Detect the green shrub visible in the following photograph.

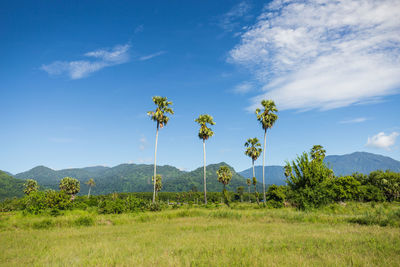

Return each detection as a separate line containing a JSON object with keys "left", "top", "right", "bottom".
{"left": 32, "top": 219, "right": 55, "bottom": 229}
{"left": 74, "top": 216, "right": 95, "bottom": 227}
{"left": 98, "top": 199, "right": 126, "bottom": 214}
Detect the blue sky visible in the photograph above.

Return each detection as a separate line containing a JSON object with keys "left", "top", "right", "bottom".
{"left": 1, "top": 0, "right": 399, "bottom": 174}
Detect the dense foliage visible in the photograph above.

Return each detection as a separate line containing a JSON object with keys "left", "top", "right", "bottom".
{"left": 0, "top": 171, "right": 24, "bottom": 201}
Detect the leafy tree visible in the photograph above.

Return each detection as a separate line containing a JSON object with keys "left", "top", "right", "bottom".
{"left": 217, "top": 166, "right": 232, "bottom": 206}
{"left": 246, "top": 178, "right": 251, "bottom": 202}
{"left": 256, "top": 99, "right": 278, "bottom": 203}
{"left": 85, "top": 178, "right": 95, "bottom": 198}
{"left": 285, "top": 146, "right": 334, "bottom": 209}
{"left": 23, "top": 179, "right": 39, "bottom": 195}
{"left": 244, "top": 137, "right": 262, "bottom": 187}
{"left": 310, "top": 145, "right": 326, "bottom": 162}
{"left": 195, "top": 114, "right": 215, "bottom": 204}
{"left": 59, "top": 177, "right": 80, "bottom": 200}
{"left": 148, "top": 96, "right": 174, "bottom": 203}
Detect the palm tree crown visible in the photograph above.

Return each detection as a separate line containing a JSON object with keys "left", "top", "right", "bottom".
{"left": 244, "top": 137, "right": 262, "bottom": 161}
{"left": 217, "top": 166, "right": 233, "bottom": 186}
{"left": 86, "top": 178, "right": 95, "bottom": 187}
{"left": 147, "top": 96, "right": 174, "bottom": 128}
{"left": 255, "top": 100, "right": 278, "bottom": 131}
{"left": 195, "top": 114, "right": 215, "bottom": 140}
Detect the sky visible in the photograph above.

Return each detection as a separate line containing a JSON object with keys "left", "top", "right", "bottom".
{"left": 1, "top": 0, "right": 399, "bottom": 174}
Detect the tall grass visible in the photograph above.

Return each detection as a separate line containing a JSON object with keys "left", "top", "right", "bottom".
{"left": 0, "top": 202, "right": 399, "bottom": 266}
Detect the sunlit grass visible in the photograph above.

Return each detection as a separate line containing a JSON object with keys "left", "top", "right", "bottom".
{"left": 1, "top": 202, "right": 399, "bottom": 266}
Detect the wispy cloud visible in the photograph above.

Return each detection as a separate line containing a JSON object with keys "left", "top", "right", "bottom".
{"left": 229, "top": 0, "right": 400, "bottom": 111}
{"left": 41, "top": 44, "right": 130, "bottom": 79}
{"left": 219, "top": 1, "right": 252, "bottom": 32}
{"left": 233, "top": 81, "right": 254, "bottom": 94}
{"left": 366, "top": 132, "right": 399, "bottom": 150}
{"left": 339, "top": 117, "right": 368, "bottom": 124}
{"left": 139, "top": 136, "right": 147, "bottom": 151}
{"left": 139, "top": 51, "right": 166, "bottom": 61}
{"left": 134, "top": 24, "right": 144, "bottom": 33}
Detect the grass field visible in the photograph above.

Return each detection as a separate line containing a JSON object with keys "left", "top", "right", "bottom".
{"left": 1, "top": 202, "right": 400, "bottom": 266}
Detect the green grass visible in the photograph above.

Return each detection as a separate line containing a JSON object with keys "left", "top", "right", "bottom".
{"left": 1, "top": 202, "right": 400, "bottom": 266}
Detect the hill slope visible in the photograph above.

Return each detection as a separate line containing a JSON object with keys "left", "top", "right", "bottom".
{"left": 0, "top": 171, "right": 25, "bottom": 200}
{"left": 324, "top": 152, "right": 400, "bottom": 176}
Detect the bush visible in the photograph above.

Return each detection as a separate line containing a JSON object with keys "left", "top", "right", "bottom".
{"left": 98, "top": 199, "right": 126, "bottom": 214}
{"left": 74, "top": 216, "right": 95, "bottom": 227}
{"left": 32, "top": 219, "right": 55, "bottom": 229}
{"left": 266, "top": 185, "right": 286, "bottom": 208}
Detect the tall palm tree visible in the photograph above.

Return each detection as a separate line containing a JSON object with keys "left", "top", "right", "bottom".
{"left": 252, "top": 177, "right": 259, "bottom": 205}
{"left": 195, "top": 114, "right": 215, "bottom": 205}
{"left": 256, "top": 100, "right": 278, "bottom": 203}
{"left": 246, "top": 178, "right": 251, "bottom": 202}
{"left": 85, "top": 178, "right": 95, "bottom": 198}
{"left": 244, "top": 137, "right": 262, "bottom": 181}
{"left": 148, "top": 96, "right": 174, "bottom": 203}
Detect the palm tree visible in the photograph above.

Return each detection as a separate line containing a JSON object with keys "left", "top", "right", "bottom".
{"left": 244, "top": 137, "right": 262, "bottom": 180}
{"left": 195, "top": 114, "right": 215, "bottom": 205}
{"left": 246, "top": 178, "right": 251, "bottom": 202}
{"left": 256, "top": 99, "right": 278, "bottom": 203}
{"left": 85, "top": 178, "right": 95, "bottom": 198}
{"left": 148, "top": 96, "right": 174, "bottom": 203}
{"left": 153, "top": 174, "right": 162, "bottom": 198}
{"left": 217, "top": 166, "right": 232, "bottom": 206}
{"left": 23, "top": 179, "right": 38, "bottom": 195}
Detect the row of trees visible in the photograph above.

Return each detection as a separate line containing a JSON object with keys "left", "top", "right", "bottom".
{"left": 148, "top": 96, "right": 278, "bottom": 205}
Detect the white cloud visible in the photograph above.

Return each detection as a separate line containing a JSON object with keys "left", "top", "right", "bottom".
{"left": 219, "top": 1, "right": 252, "bottom": 32}
{"left": 41, "top": 44, "right": 130, "bottom": 79}
{"left": 366, "top": 132, "right": 399, "bottom": 150}
{"left": 339, "top": 117, "right": 367, "bottom": 124}
{"left": 229, "top": 0, "right": 400, "bottom": 111}
{"left": 233, "top": 81, "right": 254, "bottom": 94}
{"left": 139, "top": 51, "right": 166, "bottom": 61}
{"left": 139, "top": 136, "right": 147, "bottom": 151}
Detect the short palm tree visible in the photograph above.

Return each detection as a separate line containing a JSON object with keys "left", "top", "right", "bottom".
{"left": 195, "top": 114, "right": 215, "bottom": 205}
{"left": 23, "top": 179, "right": 38, "bottom": 195}
{"left": 85, "top": 178, "right": 95, "bottom": 198}
{"left": 217, "top": 166, "right": 232, "bottom": 206}
{"left": 252, "top": 177, "right": 259, "bottom": 205}
{"left": 246, "top": 178, "right": 251, "bottom": 202}
{"left": 244, "top": 137, "right": 262, "bottom": 180}
{"left": 256, "top": 99, "right": 278, "bottom": 203}
{"left": 148, "top": 96, "right": 174, "bottom": 203}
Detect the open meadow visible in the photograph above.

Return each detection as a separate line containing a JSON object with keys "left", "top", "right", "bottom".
{"left": 1, "top": 202, "right": 399, "bottom": 266}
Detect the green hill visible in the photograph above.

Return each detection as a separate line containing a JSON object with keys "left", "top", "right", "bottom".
{"left": 12, "top": 163, "right": 246, "bottom": 196}
{"left": 0, "top": 171, "right": 25, "bottom": 200}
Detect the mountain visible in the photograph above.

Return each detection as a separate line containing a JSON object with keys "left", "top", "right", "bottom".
{"left": 238, "top": 166, "right": 286, "bottom": 185}
{"left": 324, "top": 152, "right": 400, "bottom": 176}
{"left": 12, "top": 162, "right": 246, "bottom": 196}
{"left": 0, "top": 171, "right": 25, "bottom": 200}
{"left": 163, "top": 162, "right": 247, "bottom": 192}
{"left": 239, "top": 152, "right": 400, "bottom": 186}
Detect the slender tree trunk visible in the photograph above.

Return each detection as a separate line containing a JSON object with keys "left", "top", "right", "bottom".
{"left": 87, "top": 186, "right": 91, "bottom": 198}
{"left": 252, "top": 159, "right": 255, "bottom": 179}
{"left": 203, "top": 139, "right": 207, "bottom": 205}
{"left": 152, "top": 124, "right": 159, "bottom": 204}
{"left": 262, "top": 129, "right": 267, "bottom": 203}
{"left": 248, "top": 185, "right": 250, "bottom": 202}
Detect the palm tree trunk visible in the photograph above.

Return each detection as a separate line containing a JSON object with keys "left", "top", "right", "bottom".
{"left": 248, "top": 185, "right": 250, "bottom": 202}
{"left": 203, "top": 139, "right": 207, "bottom": 205}
{"left": 252, "top": 158, "right": 255, "bottom": 178}
{"left": 87, "top": 186, "right": 91, "bottom": 198}
{"left": 262, "top": 129, "right": 267, "bottom": 203}
{"left": 152, "top": 124, "right": 159, "bottom": 204}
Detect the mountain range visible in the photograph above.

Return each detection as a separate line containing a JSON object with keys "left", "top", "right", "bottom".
{"left": 1, "top": 152, "right": 399, "bottom": 200}
{"left": 238, "top": 152, "right": 400, "bottom": 185}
